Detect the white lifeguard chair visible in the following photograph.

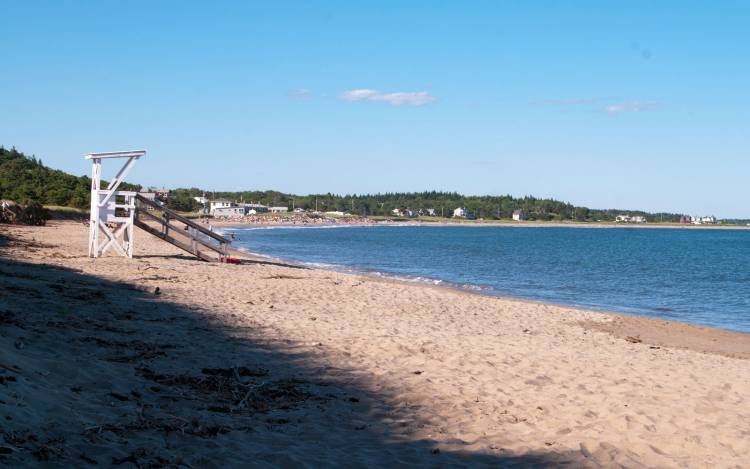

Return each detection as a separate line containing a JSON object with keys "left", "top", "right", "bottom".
{"left": 85, "top": 150, "right": 146, "bottom": 258}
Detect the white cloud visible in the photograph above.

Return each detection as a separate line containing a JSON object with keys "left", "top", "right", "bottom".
{"left": 339, "top": 89, "right": 436, "bottom": 106}
{"left": 287, "top": 89, "right": 312, "bottom": 100}
{"left": 604, "top": 101, "right": 659, "bottom": 114}
{"left": 535, "top": 97, "right": 605, "bottom": 106}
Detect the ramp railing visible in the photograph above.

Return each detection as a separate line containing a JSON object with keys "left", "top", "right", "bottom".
{"left": 134, "top": 194, "right": 230, "bottom": 262}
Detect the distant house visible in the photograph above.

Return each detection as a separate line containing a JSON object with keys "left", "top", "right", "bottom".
{"left": 424, "top": 208, "right": 436, "bottom": 216}
{"left": 391, "top": 208, "right": 404, "bottom": 217}
{"left": 512, "top": 209, "right": 526, "bottom": 221}
{"left": 210, "top": 199, "right": 234, "bottom": 214}
{"left": 268, "top": 206, "right": 289, "bottom": 213}
{"left": 244, "top": 203, "right": 268, "bottom": 213}
{"left": 615, "top": 214, "right": 646, "bottom": 223}
{"left": 694, "top": 216, "right": 717, "bottom": 225}
{"left": 138, "top": 189, "right": 157, "bottom": 202}
{"left": 213, "top": 206, "right": 245, "bottom": 218}
{"left": 193, "top": 196, "right": 209, "bottom": 205}
{"left": 453, "top": 207, "right": 466, "bottom": 218}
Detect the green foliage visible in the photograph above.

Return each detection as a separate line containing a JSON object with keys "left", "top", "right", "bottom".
{"left": 187, "top": 189, "right": 683, "bottom": 222}
{"left": 0, "top": 146, "right": 138, "bottom": 209}
{"left": 1, "top": 146, "right": 686, "bottom": 222}
{"left": 17, "top": 200, "right": 50, "bottom": 225}
{"left": 166, "top": 188, "right": 201, "bottom": 212}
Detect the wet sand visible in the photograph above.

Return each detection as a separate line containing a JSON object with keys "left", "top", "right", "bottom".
{"left": 1, "top": 221, "right": 748, "bottom": 467}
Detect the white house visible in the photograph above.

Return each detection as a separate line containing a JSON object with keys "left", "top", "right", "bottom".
{"left": 193, "top": 196, "right": 209, "bottom": 205}
{"left": 210, "top": 200, "right": 234, "bottom": 214}
{"left": 694, "top": 215, "right": 717, "bottom": 225}
{"left": 453, "top": 207, "right": 467, "bottom": 218}
{"left": 512, "top": 209, "right": 526, "bottom": 221}
{"left": 615, "top": 214, "right": 646, "bottom": 223}
{"left": 391, "top": 208, "right": 404, "bottom": 216}
{"left": 213, "top": 206, "right": 245, "bottom": 218}
{"left": 268, "top": 206, "right": 289, "bottom": 213}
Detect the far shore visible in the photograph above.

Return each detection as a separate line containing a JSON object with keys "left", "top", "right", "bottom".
{"left": 210, "top": 217, "right": 750, "bottom": 230}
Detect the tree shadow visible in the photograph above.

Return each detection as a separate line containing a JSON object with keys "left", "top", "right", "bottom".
{"left": 0, "top": 235, "right": 588, "bottom": 467}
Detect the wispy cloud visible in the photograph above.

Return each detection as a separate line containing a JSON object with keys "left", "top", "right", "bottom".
{"left": 534, "top": 97, "right": 606, "bottom": 106}
{"left": 603, "top": 101, "right": 659, "bottom": 115}
{"left": 287, "top": 89, "right": 312, "bottom": 100}
{"left": 339, "top": 89, "right": 436, "bottom": 106}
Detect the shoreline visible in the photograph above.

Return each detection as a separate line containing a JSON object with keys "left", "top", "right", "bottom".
{"left": 209, "top": 218, "right": 750, "bottom": 230}
{"left": 222, "top": 225, "right": 750, "bottom": 340}
{"left": 2, "top": 221, "right": 749, "bottom": 466}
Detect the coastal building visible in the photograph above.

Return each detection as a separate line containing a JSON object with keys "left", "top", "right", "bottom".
{"left": 680, "top": 215, "right": 693, "bottom": 224}
{"left": 615, "top": 214, "right": 646, "bottom": 223}
{"left": 268, "top": 206, "right": 289, "bottom": 213}
{"left": 694, "top": 216, "right": 717, "bottom": 225}
{"left": 424, "top": 209, "right": 436, "bottom": 216}
{"left": 213, "top": 206, "right": 245, "bottom": 218}
{"left": 512, "top": 209, "right": 526, "bottom": 221}
{"left": 193, "top": 196, "right": 209, "bottom": 205}
{"left": 243, "top": 203, "right": 268, "bottom": 213}
{"left": 210, "top": 199, "right": 234, "bottom": 214}
{"left": 138, "top": 189, "right": 157, "bottom": 202}
{"left": 453, "top": 207, "right": 466, "bottom": 218}
{"left": 391, "top": 208, "right": 404, "bottom": 217}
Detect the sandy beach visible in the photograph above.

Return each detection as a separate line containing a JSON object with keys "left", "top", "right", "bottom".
{"left": 2, "top": 221, "right": 749, "bottom": 467}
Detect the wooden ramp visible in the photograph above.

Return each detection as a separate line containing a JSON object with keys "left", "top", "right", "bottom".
{"left": 134, "top": 194, "right": 230, "bottom": 262}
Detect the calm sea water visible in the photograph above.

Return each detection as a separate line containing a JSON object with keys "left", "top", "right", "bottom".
{"left": 226, "top": 225, "right": 750, "bottom": 333}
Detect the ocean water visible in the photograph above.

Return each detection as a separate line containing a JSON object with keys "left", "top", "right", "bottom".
{"left": 226, "top": 225, "right": 750, "bottom": 333}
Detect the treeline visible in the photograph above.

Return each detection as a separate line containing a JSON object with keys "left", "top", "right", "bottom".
{"left": 1, "top": 146, "right": 687, "bottom": 222}
{"left": 168, "top": 188, "right": 684, "bottom": 222}
{"left": 0, "top": 146, "right": 137, "bottom": 208}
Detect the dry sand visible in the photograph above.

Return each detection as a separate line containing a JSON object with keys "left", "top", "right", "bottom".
{"left": 1, "top": 221, "right": 749, "bottom": 467}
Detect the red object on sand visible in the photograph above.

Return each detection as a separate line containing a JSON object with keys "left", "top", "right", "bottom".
{"left": 223, "top": 257, "right": 241, "bottom": 264}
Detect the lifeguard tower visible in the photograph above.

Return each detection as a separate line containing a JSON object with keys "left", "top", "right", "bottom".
{"left": 85, "top": 150, "right": 230, "bottom": 261}
{"left": 86, "top": 150, "right": 145, "bottom": 258}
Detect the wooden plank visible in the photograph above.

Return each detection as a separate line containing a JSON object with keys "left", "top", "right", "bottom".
{"left": 134, "top": 219, "right": 216, "bottom": 262}
{"left": 136, "top": 209, "right": 228, "bottom": 256}
{"left": 135, "top": 194, "right": 229, "bottom": 244}
{"left": 85, "top": 150, "right": 146, "bottom": 159}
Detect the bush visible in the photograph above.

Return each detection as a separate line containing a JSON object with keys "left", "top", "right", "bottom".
{"left": 15, "top": 200, "right": 49, "bottom": 226}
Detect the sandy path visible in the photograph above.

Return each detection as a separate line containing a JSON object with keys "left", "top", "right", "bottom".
{"left": 1, "top": 221, "right": 748, "bottom": 467}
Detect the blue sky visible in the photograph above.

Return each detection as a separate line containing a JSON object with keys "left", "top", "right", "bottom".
{"left": 1, "top": 1, "right": 748, "bottom": 217}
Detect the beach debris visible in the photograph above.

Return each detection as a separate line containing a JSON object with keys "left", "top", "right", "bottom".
{"left": 109, "top": 392, "right": 130, "bottom": 402}
{"left": 0, "top": 375, "right": 18, "bottom": 385}
{"left": 413, "top": 370, "right": 424, "bottom": 375}
{"left": 13, "top": 339, "right": 25, "bottom": 350}
{"left": 431, "top": 448, "right": 441, "bottom": 454}
{"left": 154, "top": 286, "right": 161, "bottom": 295}
{"left": 625, "top": 336, "right": 642, "bottom": 344}
{"left": 262, "top": 274, "right": 304, "bottom": 280}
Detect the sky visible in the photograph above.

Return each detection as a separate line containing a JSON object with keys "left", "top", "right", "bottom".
{"left": 1, "top": 1, "right": 748, "bottom": 217}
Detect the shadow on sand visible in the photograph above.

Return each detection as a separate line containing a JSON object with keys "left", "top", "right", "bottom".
{"left": 0, "top": 233, "right": 587, "bottom": 467}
